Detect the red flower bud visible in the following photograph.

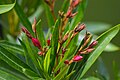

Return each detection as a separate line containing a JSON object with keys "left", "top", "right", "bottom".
{"left": 64, "top": 60, "right": 69, "bottom": 64}
{"left": 73, "top": 55, "right": 83, "bottom": 62}
{"left": 89, "top": 40, "right": 98, "bottom": 48}
{"left": 32, "top": 38, "right": 41, "bottom": 48}
{"left": 21, "top": 27, "right": 32, "bottom": 39}
{"left": 47, "top": 39, "right": 51, "bottom": 46}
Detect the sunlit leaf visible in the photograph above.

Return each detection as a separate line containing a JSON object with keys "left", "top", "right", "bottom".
{"left": 44, "top": 48, "right": 51, "bottom": 73}
{"left": 0, "top": 1, "right": 15, "bottom": 14}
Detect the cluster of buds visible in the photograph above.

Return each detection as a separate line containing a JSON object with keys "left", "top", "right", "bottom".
{"left": 64, "top": 40, "right": 98, "bottom": 65}
{"left": 21, "top": 27, "right": 43, "bottom": 51}
{"left": 21, "top": 18, "right": 49, "bottom": 56}
{"left": 66, "top": 0, "right": 81, "bottom": 18}
{"left": 79, "top": 40, "right": 98, "bottom": 54}
{"left": 63, "top": 25, "right": 98, "bottom": 65}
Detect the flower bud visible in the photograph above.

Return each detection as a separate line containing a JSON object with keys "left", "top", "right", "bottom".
{"left": 32, "top": 38, "right": 41, "bottom": 48}
{"left": 73, "top": 55, "right": 83, "bottom": 62}
{"left": 21, "top": 27, "right": 30, "bottom": 34}
{"left": 89, "top": 40, "right": 98, "bottom": 48}
{"left": 21, "top": 27, "right": 32, "bottom": 39}
{"left": 32, "top": 18, "right": 37, "bottom": 33}
{"left": 47, "top": 39, "right": 51, "bottom": 46}
{"left": 64, "top": 60, "right": 69, "bottom": 64}
{"left": 74, "top": 23, "right": 86, "bottom": 32}
{"left": 86, "top": 48, "right": 94, "bottom": 53}
{"left": 38, "top": 51, "right": 43, "bottom": 56}
{"left": 66, "top": 9, "right": 72, "bottom": 18}
{"left": 62, "top": 32, "right": 69, "bottom": 43}
{"left": 71, "top": 0, "right": 81, "bottom": 7}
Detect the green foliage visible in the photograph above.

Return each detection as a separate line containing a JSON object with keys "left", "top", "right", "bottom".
{"left": 0, "top": 1, "right": 15, "bottom": 14}
{"left": 0, "top": 0, "right": 120, "bottom": 80}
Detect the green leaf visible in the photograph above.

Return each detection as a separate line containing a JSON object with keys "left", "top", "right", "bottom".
{"left": 0, "top": 1, "right": 15, "bottom": 14}
{"left": 0, "top": 40, "right": 24, "bottom": 55}
{"left": 0, "top": 60, "right": 30, "bottom": 80}
{"left": 63, "top": 71, "right": 75, "bottom": 80}
{"left": 53, "top": 66, "right": 69, "bottom": 80}
{"left": 78, "top": 24, "right": 120, "bottom": 79}
{"left": 50, "top": 19, "right": 60, "bottom": 72}
{"left": 0, "top": 46, "right": 40, "bottom": 79}
{"left": 44, "top": 48, "right": 51, "bottom": 73}
{"left": 70, "top": 0, "right": 88, "bottom": 30}
{"left": 0, "top": 70, "right": 20, "bottom": 80}
{"left": 12, "top": 0, "right": 34, "bottom": 35}
{"left": 36, "top": 20, "right": 46, "bottom": 47}
{"left": 61, "top": 0, "right": 69, "bottom": 12}
{"left": 81, "top": 77, "right": 100, "bottom": 80}
{"left": 20, "top": 35, "right": 44, "bottom": 77}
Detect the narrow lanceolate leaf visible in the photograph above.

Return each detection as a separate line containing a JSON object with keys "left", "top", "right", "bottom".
{"left": 0, "top": 60, "right": 30, "bottom": 80}
{"left": 63, "top": 71, "right": 75, "bottom": 80}
{"left": 0, "top": 40, "right": 24, "bottom": 55}
{"left": 50, "top": 19, "right": 60, "bottom": 72}
{"left": 53, "top": 66, "right": 69, "bottom": 80}
{"left": 36, "top": 20, "right": 46, "bottom": 47}
{"left": 44, "top": 48, "right": 51, "bottom": 73}
{"left": 20, "top": 35, "right": 44, "bottom": 77}
{"left": 11, "top": 0, "right": 33, "bottom": 35}
{"left": 0, "top": 46, "right": 40, "bottom": 79}
{"left": 78, "top": 24, "right": 120, "bottom": 79}
{"left": 0, "top": 70, "right": 20, "bottom": 80}
{"left": 70, "top": 0, "right": 88, "bottom": 30}
{"left": 0, "top": 1, "right": 15, "bottom": 14}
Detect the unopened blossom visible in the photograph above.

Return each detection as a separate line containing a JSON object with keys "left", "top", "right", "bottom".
{"left": 32, "top": 38, "right": 41, "bottom": 48}
{"left": 73, "top": 55, "right": 83, "bottom": 62}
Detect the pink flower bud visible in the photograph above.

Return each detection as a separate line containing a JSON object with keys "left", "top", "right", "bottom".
{"left": 64, "top": 60, "right": 69, "bottom": 64}
{"left": 66, "top": 9, "right": 72, "bottom": 18}
{"left": 47, "top": 39, "right": 51, "bottom": 46}
{"left": 73, "top": 55, "right": 83, "bottom": 62}
{"left": 86, "top": 48, "right": 94, "bottom": 53}
{"left": 71, "top": 0, "right": 81, "bottom": 7}
{"left": 32, "top": 38, "right": 41, "bottom": 48}
{"left": 38, "top": 51, "right": 43, "bottom": 56}
{"left": 89, "top": 40, "right": 98, "bottom": 48}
